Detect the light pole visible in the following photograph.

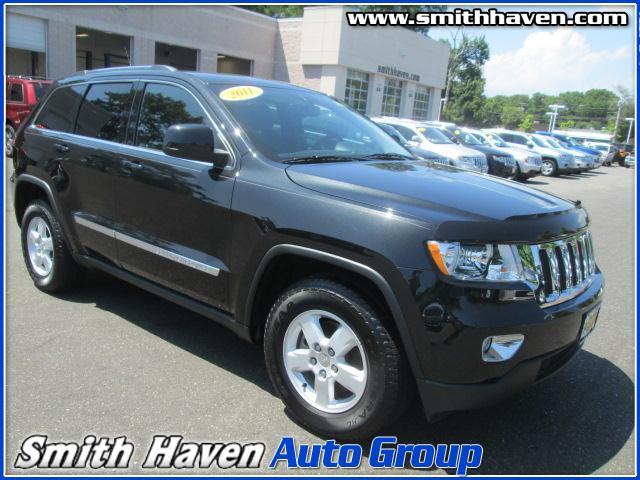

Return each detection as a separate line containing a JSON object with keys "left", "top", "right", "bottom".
{"left": 624, "top": 117, "right": 634, "bottom": 144}
{"left": 437, "top": 98, "right": 446, "bottom": 121}
{"left": 614, "top": 99, "right": 624, "bottom": 138}
{"left": 546, "top": 104, "right": 565, "bottom": 132}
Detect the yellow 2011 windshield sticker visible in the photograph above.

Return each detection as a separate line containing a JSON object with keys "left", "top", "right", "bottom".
{"left": 219, "top": 86, "right": 263, "bottom": 101}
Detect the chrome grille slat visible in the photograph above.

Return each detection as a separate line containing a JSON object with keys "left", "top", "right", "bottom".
{"left": 531, "top": 231, "right": 596, "bottom": 308}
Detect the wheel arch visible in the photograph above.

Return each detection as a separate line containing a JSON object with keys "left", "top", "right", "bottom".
{"left": 244, "top": 244, "right": 424, "bottom": 378}
{"left": 14, "top": 175, "right": 78, "bottom": 253}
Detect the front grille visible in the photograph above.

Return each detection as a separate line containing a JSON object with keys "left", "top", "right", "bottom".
{"left": 505, "top": 157, "right": 516, "bottom": 167}
{"left": 518, "top": 231, "right": 596, "bottom": 308}
{"left": 471, "top": 156, "right": 487, "bottom": 169}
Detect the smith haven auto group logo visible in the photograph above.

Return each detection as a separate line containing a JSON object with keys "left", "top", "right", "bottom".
{"left": 14, "top": 435, "right": 483, "bottom": 474}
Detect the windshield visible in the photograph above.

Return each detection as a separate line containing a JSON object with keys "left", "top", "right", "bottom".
{"left": 458, "top": 130, "right": 483, "bottom": 145}
{"left": 484, "top": 132, "right": 507, "bottom": 147}
{"left": 208, "top": 84, "right": 408, "bottom": 162}
{"left": 417, "top": 126, "right": 454, "bottom": 144}
{"left": 531, "top": 136, "right": 548, "bottom": 148}
{"left": 546, "top": 138, "right": 563, "bottom": 149}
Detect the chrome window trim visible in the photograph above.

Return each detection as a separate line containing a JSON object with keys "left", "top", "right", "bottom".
{"left": 29, "top": 78, "right": 237, "bottom": 171}
{"left": 73, "top": 215, "right": 221, "bottom": 277}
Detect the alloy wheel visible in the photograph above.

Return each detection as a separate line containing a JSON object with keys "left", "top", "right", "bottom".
{"left": 283, "top": 309, "right": 368, "bottom": 413}
{"left": 26, "top": 216, "right": 54, "bottom": 276}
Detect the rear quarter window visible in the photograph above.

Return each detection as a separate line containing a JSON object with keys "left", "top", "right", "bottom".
{"left": 9, "top": 83, "right": 24, "bottom": 102}
{"left": 34, "top": 85, "right": 86, "bottom": 133}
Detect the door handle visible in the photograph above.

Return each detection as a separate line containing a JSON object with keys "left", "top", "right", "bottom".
{"left": 53, "top": 143, "right": 70, "bottom": 154}
{"left": 122, "top": 160, "right": 144, "bottom": 172}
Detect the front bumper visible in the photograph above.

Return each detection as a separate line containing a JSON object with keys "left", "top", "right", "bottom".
{"left": 518, "top": 161, "right": 541, "bottom": 176}
{"left": 413, "top": 271, "right": 604, "bottom": 421}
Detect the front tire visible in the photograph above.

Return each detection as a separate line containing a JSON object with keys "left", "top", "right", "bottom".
{"left": 21, "top": 200, "right": 84, "bottom": 292}
{"left": 541, "top": 159, "right": 558, "bottom": 177}
{"left": 264, "top": 279, "right": 409, "bottom": 440}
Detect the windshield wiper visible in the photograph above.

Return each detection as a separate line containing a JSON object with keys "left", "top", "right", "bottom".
{"left": 361, "top": 153, "right": 414, "bottom": 161}
{"left": 283, "top": 155, "right": 356, "bottom": 165}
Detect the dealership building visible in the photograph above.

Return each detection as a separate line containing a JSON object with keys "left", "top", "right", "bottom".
{"left": 6, "top": 5, "right": 449, "bottom": 120}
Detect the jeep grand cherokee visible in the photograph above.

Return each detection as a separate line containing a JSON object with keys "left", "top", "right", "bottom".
{"left": 12, "top": 66, "right": 604, "bottom": 440}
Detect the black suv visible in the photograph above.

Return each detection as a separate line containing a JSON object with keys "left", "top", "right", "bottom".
{"left": 12, "top": 66, "right": 604, "bottom": 439}
{"left": 435, "top": 124, "right": 518, "bottom": 179}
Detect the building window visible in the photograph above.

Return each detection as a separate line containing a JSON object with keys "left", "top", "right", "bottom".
{"left": 155, "top": 43, "right": 198, "bottom": 71}
{"left": 381, "top": 78, "right": 404, "bottom": 117}
{"left": 344, "top": 69, "right": 369, "bottom": 114}
{"left": 75, "top": 27, "right": 131, "bottom": 71}
{"left": 412, "top": 85, "right": 432, "bottom": 121}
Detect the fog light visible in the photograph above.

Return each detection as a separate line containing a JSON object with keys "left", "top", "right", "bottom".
{"left": 482, "top": 334, "right": 524, "bottom": 363}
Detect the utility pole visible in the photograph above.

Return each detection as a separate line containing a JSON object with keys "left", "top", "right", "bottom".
{"left": 546, "top": 104, "right": 565, "bottom": 132}
{"left": 625, "top": 117, "right": 634, "bottom": 144}
{"left": 614, "top": 99, "right": 624, "bottom": 140}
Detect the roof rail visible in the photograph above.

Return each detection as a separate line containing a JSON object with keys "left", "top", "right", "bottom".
{"left": 82, "top": 65, "right": 178, "bottom": 75}
{"left": 7, "top": 74, "right": 51, "bottom": 81}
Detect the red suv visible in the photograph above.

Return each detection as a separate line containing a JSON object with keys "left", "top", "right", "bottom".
{"left": 6, "top": 76, "right": 51, "bottom": 156}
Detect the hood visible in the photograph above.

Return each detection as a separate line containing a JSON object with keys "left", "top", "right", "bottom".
{"left": 463, "top": 144, "right": 507, "bottom": 158}
{"left": 285, "top": 160, "right": 578, "bottom": 226}
{"left": 420, "top": 141, "right": 484, "bottom": 160}
{"left": 500, "top": 146, "right": 539, "bottom": 161}
{"left": 532, "top": 145, "right": 570, "bottom": 158}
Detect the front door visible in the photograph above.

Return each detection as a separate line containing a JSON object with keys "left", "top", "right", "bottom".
{"left": 113, "top": 81, "right": 235, "bottom": 310}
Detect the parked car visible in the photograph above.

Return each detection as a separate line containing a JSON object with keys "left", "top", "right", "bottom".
{"left": 535, "top": 134, "right": 597, "bottom": 171}
{"left": 6, "top": 76, "right": 52, "bottom": 156}
{"left": 375, "top": 122, "right": 449, "bottom": 166}
{"left": 373, "top": 117, "right": 489, "bottom": 174}
{"left": 12, "top": 66, "right": 603, "bottom": 439}
{"left": 488, "top": 129, "right": 577, "bottom": 177}
{"left": 469, "top": 129, "right": 542, "bottom": 181}
{"left": 433, "top": 125, "right": 518, "bottom": 179}
{"left": 536, "top": 131, "right": 602, "bottom": 162}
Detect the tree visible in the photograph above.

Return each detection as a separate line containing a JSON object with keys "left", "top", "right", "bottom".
{"left": 613, "top": 85, "right": 635, "bottom": 143}
{"left": 241, "top": 6, "right": 304, "bottom": 18}
{"left": 519, "top": 115, "right": 535, "bottom": 132}
{"left": 441, "top": 31, "right": 489, "bottom": 125}
{"left": 558, "top": 120, "right": 576, "bottom": 129}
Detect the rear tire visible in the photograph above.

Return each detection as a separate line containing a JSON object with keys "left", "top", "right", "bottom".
{"left": 21, "top": 199, "right": 84, "bottom": 292}
{"left": 5, "top": 124, "right": 15, "bottom": 157}
{"left": 264, "top": 278, "right": 409, "bottom": 440}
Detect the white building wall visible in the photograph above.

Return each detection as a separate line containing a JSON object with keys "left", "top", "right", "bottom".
{"left": 7, "top": 4, "right": 449, "bottom": 121}
{"left": 7, "top": 5, "right": 279, "bottom": 79}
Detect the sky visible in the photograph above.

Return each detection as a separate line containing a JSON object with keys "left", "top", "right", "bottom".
{"left": 428, "top": 4, "right": 635, "bottom": 97}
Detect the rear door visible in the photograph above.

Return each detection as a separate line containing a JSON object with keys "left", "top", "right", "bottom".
{"left": 113, "top": 80, "right": 236, "bottom": 310}
{"left": 26, "top": 81, "right": 137, "bottom": 264}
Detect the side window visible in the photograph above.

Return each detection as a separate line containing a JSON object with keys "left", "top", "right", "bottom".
{"left": 9, "top": 83, "right": 24, "bottom": 102}
{"left": 76, "top": 82, "right": 135, "bottom": 143}
{"left": 135, "top": 83, "right": 207, "bottom": 151}
{"left": 512, "top": 135, "right": 527, "bottom": 145}
{"left": 34, "top": 85, "right": 86, "bottom": 133}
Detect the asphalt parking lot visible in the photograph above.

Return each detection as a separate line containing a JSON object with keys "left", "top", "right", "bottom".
{"left": 5, "top": 166, "right": 636, "bottom": 475}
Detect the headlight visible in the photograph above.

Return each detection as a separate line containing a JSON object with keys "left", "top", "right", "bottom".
{"left": 427, "top": 241, "right": 524, "bottom": 282}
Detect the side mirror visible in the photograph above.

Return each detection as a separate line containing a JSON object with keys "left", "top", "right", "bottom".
{"left": 527, "top": 141, "right": 534, "bottom": 148}
{"left": 411, "top": 135, "right": 422, "bottom": 143}
{"left": 163, "top": 124, "right": 229, "bottom": 169}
